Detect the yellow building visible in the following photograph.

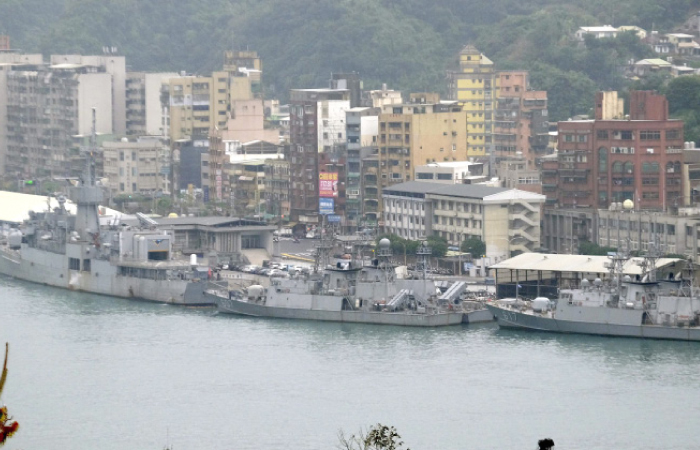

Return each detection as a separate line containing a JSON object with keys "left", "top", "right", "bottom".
{"left": 364, "top": 98, "right": 468, "bottom": 221}
{"left": 168, "top": 51, "right": 263, "bottom": 142}
{"left": 168, "top": 72, "right": 231, "bottom": 141}
{"left": 447, "top": 45, "right": 498, "bottom": 158}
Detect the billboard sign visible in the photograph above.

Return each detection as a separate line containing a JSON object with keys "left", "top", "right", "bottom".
{"left": 326, "top": 214, "right": 341, "bottom": 223}
{"left": 319, "top": 197, "right": 334, "bottom": 215}
{"left": 319, "top": 172, "right": 339, "bottom": 197}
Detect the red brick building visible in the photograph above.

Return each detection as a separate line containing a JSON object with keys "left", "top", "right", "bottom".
{"left": 543, "top": 91, "right": 684, "bottom": 210}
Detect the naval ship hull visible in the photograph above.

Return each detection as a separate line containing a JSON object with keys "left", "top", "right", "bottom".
{"left": 486, "top": 304, "right": 700, "bottom": 341}
{"left": 0, "top": 246, "right": 212, "bottom": 306}
{"left": 214, "top": 296, "right": 464, "bottom": 327}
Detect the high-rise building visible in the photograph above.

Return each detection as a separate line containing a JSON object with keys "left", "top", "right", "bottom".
{"left": 168, "top": 73, "right": 230, "bottom": 142}
{"left": 542, "top": 90, "right": 684, "bottom": 211}
{"left": 3, "top": 61, "right": 113, "bottom": 179}
{"left": 363, "top": 97, "right": 468, "bottom": 224}
{"left": 288, "top": 89, "right": 350, "bottom": 224}
{"left": 494, "top": 71, "right": 549, "bottom": 168}
{"left": 126, "top": 72, "right": 180, "bottom": 137}
{"left": 346, "top": 107, "right": 379, "bottom": 230}
{"left": 50, "top": 55, "right": 126, "bottom": 135}
{"left": 447, "top": 45, "right": 498, "bottom": 158}
{"left": 330, "top": 72, "right": 362, "bottom": 108}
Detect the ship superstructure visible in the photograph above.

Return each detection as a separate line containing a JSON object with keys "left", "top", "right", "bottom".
{"left": 0, "top": 110, "right": 211, "bottom": 305}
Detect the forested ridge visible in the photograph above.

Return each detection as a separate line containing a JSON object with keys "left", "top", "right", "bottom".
{"left": 0, "top": 0, "right": 697, "bottom": 119}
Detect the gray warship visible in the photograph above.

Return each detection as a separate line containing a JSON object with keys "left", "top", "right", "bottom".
{"left": 486, "top": 246, "right": 700, "bottom": 341}
{"left": 0, "top": 110, "right": 212, "bottom": 305}
{"left": 212, "top": 237, "right": 480, "bottom": 327}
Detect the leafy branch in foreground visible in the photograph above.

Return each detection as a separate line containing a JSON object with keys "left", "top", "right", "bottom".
{"left": 338, "top": 424, "right": 410, "bottom": 450}
{"left": 0, "top": 343, "right": 19, "bottom": 446}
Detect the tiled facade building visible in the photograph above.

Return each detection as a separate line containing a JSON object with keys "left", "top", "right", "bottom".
{"left": 543, "top": 90, "right": 684, "bottom": 210}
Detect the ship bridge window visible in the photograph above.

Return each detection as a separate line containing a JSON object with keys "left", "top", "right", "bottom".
{"left": 148, "top": 251, "right": 168, "bottom": 261}
{"left": 69, "top": 258, "right": 80, "bottom": 271}
{"left": 82, "top": 259, "right": 91, "bottom": 272}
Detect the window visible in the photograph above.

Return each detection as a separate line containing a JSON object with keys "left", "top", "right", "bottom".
{"left": 564, "top": 134, "right": 574, "bottom": 142}
{"left": 612, "top": 162, "right": 623, "bottom": 173}
{"left": 598, "top": 147, "right": 607, "bottom": 172}
{"left": 617, "top": 130, "right": 633, "bottom": 140}
{"left": 642, "top": 162, "right": 659, "bottom": 173}
{"left": 597, "top": 130, "right": 609, "bottom": 139}
{"left": 666, "top": 129, "right": 681, "bottom": 140}
{"left": 640, "top": 130, "right": 661, "bottom": 140}
{"left": 577, "top": 134, "right": 588, "bottom": 142}
{"left": 119, "top": 151, "right": 124, "bottom": 161}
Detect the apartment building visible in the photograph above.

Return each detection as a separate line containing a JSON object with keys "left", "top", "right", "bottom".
{"left": 50, "top": 54, "right": 126, "bottom": 135}
{"left": 288, "top": 88, "right": 350, "bottom": 223}
{"left": 447, "top": 45, "right": 497, "bottom": 158}
{"left": 346, "top": 107, "right": 379, "bottom": 230}
{"left": 494, "top": 71, "right": 549, "bottom": 168}
{"left": 102, "top": 137, "right": 170, "bottom": 197}
{"left": 4, "top": 62, "right": 113, "bottom": 179}
{"left": 126, "top": 72, "right": 180, "bottom": 136}
{"left": 168, "top": 73, "right": 229, "bottom": 142}
{"left": 543, "top": 90, "right": 685, "bottom": 210}
{"left": 381, "top": 181, "right": 545, "bottom": 259}
{"left": 367, "top": 98, "right": 468, "bottom": 219}
{"left": 264, "top": 157, "right": 290, "bottom": 221}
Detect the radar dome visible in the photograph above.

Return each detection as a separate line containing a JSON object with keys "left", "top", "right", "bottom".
{"left": 594, "top": 278, "right": 603, "bottom": 286}
{"left": 379, "top": 238, "right": 391, "bottom": 249}
{"left": 581, "top": 279, "right": 590, "bottom": 287}
{"left": 623, "top": 275, "right": 632, "bottom": 283}
{"left": 623, "top": 199, "right": 634, "bottom": 210}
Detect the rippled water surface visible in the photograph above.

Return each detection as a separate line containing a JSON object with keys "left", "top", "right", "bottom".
{"left": 2, "top": 276, "right": 700, "bottom": 449}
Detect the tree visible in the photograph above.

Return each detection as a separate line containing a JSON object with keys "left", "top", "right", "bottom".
{"left": 426, "top": 235, "right": 447, "bottom": 257}
{"left": 664, "top": 75, "right": 700, "bottom": 114}
{"left": 461, "top": 237, "right": 486, "bottom": 256}
{"left": 578, "top": 241, "right": 616, "bottom": 256}
{"left": 338, "top": 424, "right": 410, "bottom": 450}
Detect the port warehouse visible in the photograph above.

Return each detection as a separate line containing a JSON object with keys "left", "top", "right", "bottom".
{"left": 119, "top": 216, "right": 276, "bottom": 264}
{"left": 490, "top": 253, "right": 685, "bottom": 299}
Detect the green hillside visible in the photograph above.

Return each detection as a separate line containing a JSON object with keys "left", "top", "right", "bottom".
{"left": 0, "top": 0, "right": 696, "bottom": 119}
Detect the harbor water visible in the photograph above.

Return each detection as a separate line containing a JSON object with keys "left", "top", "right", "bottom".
{"left": 2, "top": 275, "right": 700, "bottom": 450}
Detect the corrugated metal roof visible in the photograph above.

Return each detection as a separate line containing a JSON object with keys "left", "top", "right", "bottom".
{"left": 382, "top": 181, "right": 546, "bottom": 202}
{"left": 490, "top": 253, "right": 683, "bottom": 275}
{"left": 383, "top": 181, "right": 508, "bottom": 199}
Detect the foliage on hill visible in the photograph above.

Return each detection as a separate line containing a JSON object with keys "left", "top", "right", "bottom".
{"left": 0, "top": 0, "right": 694, "bottom": 118}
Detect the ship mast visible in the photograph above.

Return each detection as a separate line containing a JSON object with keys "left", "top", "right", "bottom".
{"left": 71, "top": 108, "right": 104, "bottom": 240}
